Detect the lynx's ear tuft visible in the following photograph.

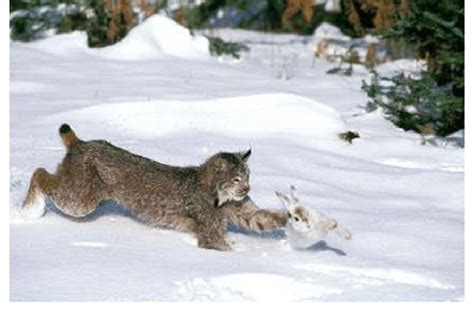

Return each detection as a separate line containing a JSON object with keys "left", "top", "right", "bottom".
{"left": 59, "top": 124, "right": 80, "bottom": 149}
{"left": 240, "top": 149, "right": 252, "bottom": 162}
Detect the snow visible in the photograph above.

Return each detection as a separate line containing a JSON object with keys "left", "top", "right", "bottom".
{"left": 312, "top": 22, "right": 388, "bottom": 64}
{"left": 25, "top": 15, "right": 210, "bottom": 60}
{"left": 313, "top": 22, "right": 351, "bottom": 43}
{"left": 97, "top": 15, "right": 210, "bottom": 60}
{"left": 43, "top": 93, "right": 345, "bottom": 144}
{"left": 9, "top": 21, "right": 464, "bottom": 301}
{"left": 26, "top": 31, "right": 89, "bottom": 57}
{"left": 377, "top": 59, "right": 427, "bottom": 77}
{"left": 324, "top": 0, "right": 342, "bottom": 13}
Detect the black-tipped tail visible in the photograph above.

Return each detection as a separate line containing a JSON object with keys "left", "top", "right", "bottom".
{"left": 59, "top": 124, "right": 72, "bottom": 135}
{"left": 59, "top": 124, "right": 79, "bottom": 149}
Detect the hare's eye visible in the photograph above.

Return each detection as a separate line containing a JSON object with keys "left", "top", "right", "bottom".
{"left": 293, "top": 216, "right": 300, "bottom": 222}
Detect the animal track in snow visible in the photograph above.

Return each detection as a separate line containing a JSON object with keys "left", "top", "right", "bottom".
{"left": 173, "top": 273, "right": 342, "bottom": 301}
{"left": 294, "top": 263, "right": 455, "bottom": 290}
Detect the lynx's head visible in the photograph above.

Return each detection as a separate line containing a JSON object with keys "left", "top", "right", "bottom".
{"left": 201, "top": 149, "right": 252, "bottom": 207}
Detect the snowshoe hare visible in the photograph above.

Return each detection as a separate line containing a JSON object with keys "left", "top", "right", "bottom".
{"left": 276, "top": 185, "right": 351, "bottom": 249}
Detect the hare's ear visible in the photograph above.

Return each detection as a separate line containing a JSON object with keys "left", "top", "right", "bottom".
{"left": 275, "top": 191, "right": 291, "bottom": 209}
{"left": 289, "top": 185, "right": 301, "bottom": 205}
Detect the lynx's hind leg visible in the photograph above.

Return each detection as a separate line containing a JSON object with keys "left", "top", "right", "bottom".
{"left": 21, "top": 163, "right": 108, "bottom": 219}
{"left": 50, "top": 167, "right": 109, "bottom": 218}
{"left": 20, "top": 168, "right": 51, "bottom": 219}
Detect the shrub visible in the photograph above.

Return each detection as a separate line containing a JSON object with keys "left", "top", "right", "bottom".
{"left": 207, "top": 36, "right": 249, "bottom": 59}
{"left": 10, "top": 8, "right": 58, "bottom": 41}
{"left": 362, "top": 70, "right": 464, "bottom": 136}
{"left": 10, "top": 0, "right": 136, "bottom": 48}
{"left": 362, "top": 0, "right": 464, "bottom": 137}
{"left": 57, "top": 11, "right": 88, "bottom": 34}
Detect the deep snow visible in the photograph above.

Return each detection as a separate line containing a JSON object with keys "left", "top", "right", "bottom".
{"left": 10, "top": 16, "right": 464, "bottom": 301}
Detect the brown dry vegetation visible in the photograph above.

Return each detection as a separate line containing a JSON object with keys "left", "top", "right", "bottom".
{"left": 344, "top": 0, "right": 409, "bottom": 36}
{"left": 106, "top": 0, "right": 135, "bottom": 44}
{"left": 282, "top": 0, "right": 315, "bottom": 30}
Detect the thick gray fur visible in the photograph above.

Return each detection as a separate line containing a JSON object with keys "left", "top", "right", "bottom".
{"left": 21, "top": 125, "right": 289, "bottom": 251}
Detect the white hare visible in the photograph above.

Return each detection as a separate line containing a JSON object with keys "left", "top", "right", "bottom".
{"left": 276, "top": 185, "right": 351, "bottom": 249}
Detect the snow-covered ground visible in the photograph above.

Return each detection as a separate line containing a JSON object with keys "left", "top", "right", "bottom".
{"left": 9, "top": 16, "right": 464, "bottom": 301}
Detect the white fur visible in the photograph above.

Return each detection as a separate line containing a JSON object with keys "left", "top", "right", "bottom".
{"left": 276, "top": 186, "right": 351, "bottom": 249}
{"left": 19, "top": 192, "right": 46, "bottom": 219}
{"left": 217, "top": 188, "right": 245, "bottom": 206}
{"left": 286, "top": 209, "right": 332, "bottom": 249}
{"left": 286, "top": 222, "right": 326, "bottom": 249}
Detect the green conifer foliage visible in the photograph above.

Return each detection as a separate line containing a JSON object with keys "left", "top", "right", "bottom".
{"left": 363, "top": 0, "right": 464, "bottom": 136}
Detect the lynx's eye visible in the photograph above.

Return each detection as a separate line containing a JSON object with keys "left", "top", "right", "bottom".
{"left": 233, "top": 176, "right": 242, "bottom": 183}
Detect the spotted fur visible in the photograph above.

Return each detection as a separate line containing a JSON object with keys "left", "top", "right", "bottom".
{"left": 21, "top": 124, "right": 289, "bottom": 251}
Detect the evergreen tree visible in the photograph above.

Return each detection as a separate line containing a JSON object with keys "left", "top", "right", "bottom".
{"left": 363, "top": 0, "right": 464, "bottom": 136}
{"left": 85, "top": 0, "right": 110, "bottom": 47}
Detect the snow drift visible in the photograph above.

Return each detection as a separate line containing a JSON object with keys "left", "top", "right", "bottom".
{"left": 313, "top": 22, "right": 351, "bottom": 44}
{"left": 45, "top": 93, "right": 346, "bottom": 142}
{"left": 97, "top": 15, "right": 210, "bottom": 60}
{"left": 25, "top": 15, "right": 210, "bottom": 60}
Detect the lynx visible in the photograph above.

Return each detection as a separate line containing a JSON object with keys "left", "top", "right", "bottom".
{"left": 21, "top": 124, "right": 289, "bottom": 251}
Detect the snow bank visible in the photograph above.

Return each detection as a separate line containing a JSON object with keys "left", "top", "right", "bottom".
{"left": 312, "top": 23, "right": 383, "bottom": 63}
{"left": 24, "top": 15, "right": 209, "bottom": 60}
{"left": 376, "top": 59, "right": 427, "bottom": 77}
{"left": 313, "top": 22, "right": 351, "bottom": 44}
{"left": 45, "top": 93, "right": 346, "bottom": 141}
{"left": 26, "top": 31, "right": 89, "bottom": 57}
{"left": 96, "top": 15, "right": 210, "bottom": 60}
{"left": 313, "top": 22, "right": 353, "bottom": 60}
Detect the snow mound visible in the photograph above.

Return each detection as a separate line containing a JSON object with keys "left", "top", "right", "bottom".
{"left": 96, "top": 15, "right": 210, "bottom": 60}
{"left": 26, "top": 31, "right": 89, "bottom": 57}
{"left": 23, "top": 15, "right": 209, "bottom": 60}
{"left": 46, "top": 93, "right": 346, "bottom": 141}
{"left": 363, "top": 34, "right": 380, "bottom": 44}
{"left": 313, "top": 22, "right": 350, "bottom": 43}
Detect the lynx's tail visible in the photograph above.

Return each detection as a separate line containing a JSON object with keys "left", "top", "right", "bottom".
{"left": 59, "top": 124, "right": 80, "bottom": 149}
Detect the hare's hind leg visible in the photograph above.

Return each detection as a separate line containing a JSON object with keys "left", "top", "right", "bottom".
{"left": 333, "top": 223, "right": 352, "bottom": 240}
